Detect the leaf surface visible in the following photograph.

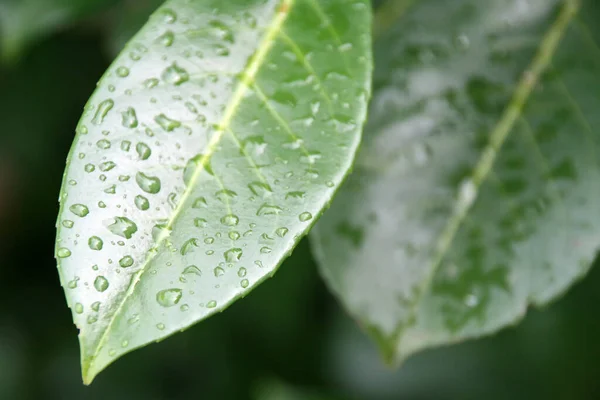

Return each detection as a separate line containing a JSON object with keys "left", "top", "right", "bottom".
{"left": 312, "top": 0, "right": 600, "bottom": 361}
{"left": 55, "top": 0, "right": 371, "bottom": 383}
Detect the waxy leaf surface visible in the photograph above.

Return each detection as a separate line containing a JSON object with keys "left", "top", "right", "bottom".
{"left": 55, "top": 0, "right": 371, "bottom": 383}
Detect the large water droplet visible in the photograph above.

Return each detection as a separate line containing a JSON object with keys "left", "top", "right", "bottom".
{"left": 162, "top": 63, "right": 189, "bottom": 86}
{"left": 135, "top": 195, "right": 150, "bottom": 211}
{"left": 119, "top": 256, "right": 134, "bottom": 268}
{"left": 224, "top": 248, "right": 243, "bottom": 262}
{"left": 69, "top": 204, "right": 89, "bottom": 217}
{"left": 220, "top": 214, "right": 239, "bottom": 226}
{"left": 122, "top": 107, "right": 138, "bottom": 128}
{"left": 107, "top": 216, "right": 138, "bottom": 239}
{"left": 94, "top": 276, "right": 109, "bottom": 292}
{"left": 88, "top": 236, "right": 104, "bottom": 251}
{"left": 92, "top": 99, "right": 114, "bottom": 125}
{"left": 136, "top": 172, "right": 162, "bottom": 193}
{"left": 156, "top": 288, "right": 183, "bottom": 307}
{"left": 136, "top": 142, "right": 152, "bottom": 160}
{"left": 155, "top": 113, "right": 181, "bottom": 131}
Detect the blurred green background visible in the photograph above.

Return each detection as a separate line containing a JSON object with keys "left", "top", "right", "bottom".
{"left": 0, "top": 1, "right": 599, "bottom": 399}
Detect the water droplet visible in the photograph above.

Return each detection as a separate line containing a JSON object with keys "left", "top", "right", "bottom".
{"left": 69, "top": 204, "right": 89, "bottom": 217}
{"left": 85, "top": 164, "right": 95, "bottom": 173}
{"left": 224, "top": 248, "right": 243, "bottom": 262}
{"left": 206, "top": 300, "right": 217, "bottom": 308}
{"left": 181, "top": 238, "right": 199, "bottom": 255}
{"left": 162, "top": 63, "right": 189, "bottom": 86}
{"left": 121, "top": 140, "right": 131, "bottom": 151}
{"left": 276, "top": 227, "right": 288, "bottom": 237}
{"left": 156, "top": 288, "right": 183, "bottom": 307}
{"left": 237, "top": 267, "right": 247, "bottom": 277}
{"left": 464, "top": 293, "right": 479, "bottom": 307}
{"left": 91, "top": 301, "right": 101, "bottom": 312}
{"left": 248, "top": 181, "right": 273, "bottom": 197}
{"left": 204, "top": 237, "right": 214, "bottom": 245}
{"left": 104, "top": 184, "right": 116, "bottom": 194}
{"left": 155, "top": 113, "right": 181, "bottom": 131}
{"left": 107, "top": 216, "right": 138, "bottom": 239}
{"left": 215, "top": 189, "right": 237, "bottom": 203}
{"left": 194, "top": 217, "right": 207, "bottom": 227}
{"left": 122, "top": 107, "right": 138, "bottom": 128}
{"left": 88, "top": 236, "right": 104, "bottom": 251}
{"left": 144, "top": 78, "right": 159, "bottom": 88}
{"left": 62, "top": 220, "right": 74, "bottom": 229}
{"left": 257, "top": 203, "right": 283, "bottom": 216}
{"left": 135, "top": 195, "right": 150, "bottom": 210}
{"left": 220, "top": 214, "right": 239, "bottom": 226}
{"left": 183, "top": 265, "right": 201, "bottom": 276}
{"left": 299, "top": 212, "right": 313, "bottom": 222}
{"left": 180, "top": 304, "right": 189, "bottom": 312}
{"left": 192, "top": 197, "right": 208, "bottom": 208}
{"left": 160, "top": 8, "right": 177, "bottom": 24}
{"left": 156, "top": 323, "right": 166, "bottom": 330}
{"left": 121, "top": 340, "right": 129, "bottom": 348}
{"left": 97, "top": 139, "right": 111, "bottom": 149}
{"left": 119, "top": 256, "right": 134, "bottom": 268}
{"left": 157, "top": 30, "right": 175, "bottom": 46}
{"left": 99, "top": 161, "right": 116, "bottom": 172}
{"left": 136, "top": 172, "right": 162, "bottom": 194}
{"left": 260, "top": 246, "right": 272, "bottom": 254}
{"left": 116, "top": 66, "right": 130, "bottom": 77}
{"left": 286, "top": 191, "right": 305, "bottom": 200}
{"left": 241, "top": 279, "right": 249, "bottom": 288}
{"left": 214, "top": 266, "right": 225, "bottom": 277}
{"left": 229, "top": 231, "right": 240, "bottom": 240}
{"left": 136, "top": 142, "right": 152, "bottom": 160}
{"left": 92, "top": 99, "right": 114, "bottom": 125}
{"left": 98, "top": 201, "right": 107, "bottom": 208}
{"left": 74, "top": 303, "right": 84, "bottom": 314}
{"left": 94, "top": 276, "right": 109, "bottom": 292}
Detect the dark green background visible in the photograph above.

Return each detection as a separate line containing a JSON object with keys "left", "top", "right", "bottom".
{"left": 0, "top": 1, "right": 599, "bottom": 399}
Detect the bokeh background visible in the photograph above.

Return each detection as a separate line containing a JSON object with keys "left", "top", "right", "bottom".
{"left": 1, "top": 1, "right": 599, "bottom": 399}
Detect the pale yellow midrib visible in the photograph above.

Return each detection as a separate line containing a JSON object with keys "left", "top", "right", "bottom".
{"left": 396, "top": 0, "right": 579, "bottom": 351}
{"left": 85, "top": 0, "right": 295, "bottom": 379}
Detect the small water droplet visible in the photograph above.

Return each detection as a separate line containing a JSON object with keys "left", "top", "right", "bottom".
{"left": 58, "top": 248, "right": 72, "bottom": 259}
{"left": 248, "top": 181, "right": 273, "bottom": 197}
{"left": 91, "top": 301, "right": 101, "bottom": 312}
{"left": 260, "top": 246, "right": 272, "bottom": 254}
{"left": 157, "top": 30, "right": 175, "bottom": 46}
{"left": 62, "top": 220, "right": 74, "bottom": 229}
{"left": 160, "top": 8, "right": 177, "bottom": 24}
{"left": 194, "top": 217, "right": 207, "bottom": 227}
{"left": 84, "top": 164, "right": 95, "bottom": 173}
{"left": 74, "top": 303, "right": 84, "bottom": 314}
{"left": 237, "top": 267, "right": 247, "bottom": 277}
{"left": 156, "top": 323, "right": 166, "bottom": 330}
{"left": 299, "top": 212, "right": 313, "bottom": 222}
{"left": 100, "top": 161, "right": 116, "bottom": 172}
{"left": 241, "top": 279, "right": 249, "bottom": 288}
{"left": 206, "top": 300, "right": 217, "bottom": 308}
{"left": 121, "top": 140, "right": 131, "bottom": 151}
{"left": 97, "top": 139, "right": 111, "bottom": 149}
{"left": 229, "top": 231, "right": 240, "bottom": 240}
{"left": 192, "top": 197, "right": 208, "bottom": 208}
{"left": 180, "top": 304, "right": 189, "bottom": 312}
{"left": 214, "top": 266, "right": 225, "bottom": 277}
{"left": 116, "top": 66, "right": 130, "bottom": 77}
{"left": 156, "top": 288, "right": 183, "bottom": 307}
{"left": 276, "top": 227, "right": 288, "bottom": 237}
{"left": 183, "top": 265, "right": 201, "bottom": 276}
{"left": 257, "top": 203, "right": 283, "bottom": 216}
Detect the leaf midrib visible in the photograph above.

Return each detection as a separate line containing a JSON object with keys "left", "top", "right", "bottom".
{"left": 396, "top": 0, "right": 580, "bottom": 352}
{"left": 83, "top": 0, "right": 295, "bottom": 383}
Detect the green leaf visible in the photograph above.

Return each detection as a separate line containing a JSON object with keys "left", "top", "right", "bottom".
{"left": 55, "top": 0, "right": 372, "bottom": 384}
{"left": 312, "top": 0, "right": 599, "bottom": 362}
{"left": 0, "top": 0, "right": 116, "bottom": 61}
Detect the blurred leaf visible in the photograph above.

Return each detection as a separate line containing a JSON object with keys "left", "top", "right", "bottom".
{"left": 55, "top": 0, "right": 372, "bottom": 384}
{"left": 0, "top": 0, "right": 117, "bottom": 61}
{"left": 313, "top": 0, "right": 600, "bottom": 362}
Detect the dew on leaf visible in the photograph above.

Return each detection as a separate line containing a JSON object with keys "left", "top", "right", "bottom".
{"left": 92, "top": 99, "right": 114, "bottom": 125}
{"left": 97, "top": 139, "right": 111, "bottom": 149}
{"left": 136, "top": 172, "right": 162, "bottom": 194}
{"left": 62, "top": 220, "right": 74, "bottom": 229}
{"left": 88, "top": 236, "right": 104, "bottom": 251}
{"left": 107, "top": 216, "right": 138, "bottom": 239}
{"left": 299, "top": 212, "right": 313, "bottom": 222}
{"left": 119, "top": 256, "right": 134, "bottom": 268}
{"left": 122, "top": 107, "right": 139, "bottom": 128}
{"left": 224, "top": 248, "right": 243, "bottom": 262}
{"left": 220, "top": 214, "right": 239, "bottom": 226}
{"left": 241, "top": 279, "right": 249, "bottom": 288}
{"left": 69, "top": 204, "right": 89, "bottom": 217}
{"left": 257, "top": 203, "right": 283, "bottom": 216}
{"left": 206, "top": 300, "right": 217, "bottom": 308}
{"left": 155, "top": 113, "right": 181, "bottom": 131}
{"left": 135, "top": 195, "right": 150, "bottom": 210}
{"left": 91, "top": 301, "right": 101, "bottom": 312}
{"left": 162, "top": 63, "right": 189, "bottom": 86}
{"left": 136, "top": 142, "right": 152, "bottom": 160}
{"left": 100, "top": 161, "right": 116, "bottom": 172}
{"left": 116, "top": 66, "right": 130, "bottom": 77}
{"left": 94, "top": 276, "right": 109, "bottom": 292}
{"left": 237, "top": 267, "right": 247, "bottom": 277}
{"left": 74, "top": 303, "right": 84, "bottom": 314}
{"left": 156, "top": 288, "right": 183, "bottom": 307}
{"left": 276, "top": 227, "right": 288, "bottom": 237}
{"left": 183, "top": 265, "right": 201, "bottom": 276}
{"left": 214, "top": 267, "right": 225, "bottom": 277}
